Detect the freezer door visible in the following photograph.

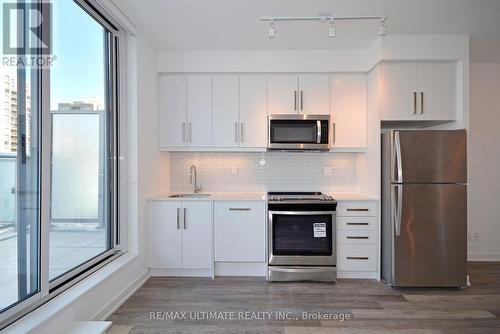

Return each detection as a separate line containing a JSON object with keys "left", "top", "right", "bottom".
{"left": 392, "top": 183, "right": 467, "bottom": 287}
{"left": 391, "top": 130, "right": 467, "bottom": 183}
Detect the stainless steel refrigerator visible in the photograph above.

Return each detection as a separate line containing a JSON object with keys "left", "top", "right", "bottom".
{"left": 382, "top": 130, "right": 467, "bottom": 287}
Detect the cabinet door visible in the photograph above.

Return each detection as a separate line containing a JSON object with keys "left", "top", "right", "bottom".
{"left": 215, "top": 201, "right": 266, "bottom": 262}
{"left": 331, "top": 74, "right": 367, "bottom": 148}
{"left": 267, "top": 75, "right": 298, "bottom": 114}
{"left": 182, "top": 202, "right": 212, "bottom": 269}
{"left": 148, "top": 201, "right": 182, "bottom": 269}
{"left": 417, "top": 63, "right": 455, "bottom": 121}
{"left": 159, "top": 75, "right": 187, "bottom": 148}
{"left": 187, "top": 75, "right": 212, "bottom": 147}
{"left": 239, "top": 75, "right": 267, "bottom": 148}
{"left": 212, "top": 75, "right": 239, "bottom": 147}
{"left": 298, "top": 74, "right": 331, "bottom": 115}
{"left": 380, "top": 63, "right": 418, "bottom": 121}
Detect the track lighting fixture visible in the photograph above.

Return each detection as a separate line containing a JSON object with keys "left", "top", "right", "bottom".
{"left": 268, "top": 20, "right": 276, "bottom": 38}
{"left": 328, "top": 18, "right": 336, "bottom": 37}
{"left": 378, "top": 17, "right": 388, "bottom": 36}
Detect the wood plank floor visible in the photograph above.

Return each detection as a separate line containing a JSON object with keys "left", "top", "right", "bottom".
{"left": 108, "top": 262, "right": 500, "bottom": 333}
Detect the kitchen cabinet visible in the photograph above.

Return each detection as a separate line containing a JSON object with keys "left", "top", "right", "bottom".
{"left": 214, "top": 201, "right": 266, "bottom": 262}
{"left": 159, "top": 75, "right": 212, "bottom": 149}
{"left": 212, "top": 75, "right": 239, "bottom": 147}
{"left": 331, "top": 74, "right": 367, "bottom": 148}
{"left": 148, "top": 201, "right": 212, "bottom": 270}
{"left": 239, "top": 75, "right": 268, "bottom": 148}
{"left": 267, "top": 74, "right": 330, "bottom": 115}
{"left": 380, "top": 62, "right": 455, "bottom": 121}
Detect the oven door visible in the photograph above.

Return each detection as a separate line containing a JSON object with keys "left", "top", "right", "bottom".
{"left": 268, "top": 115, "right": 330, "bottom": 150}
{"left": 268, "top": 210, "right": 336, "bottom": 266}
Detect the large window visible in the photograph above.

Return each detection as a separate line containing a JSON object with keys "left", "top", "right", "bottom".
{"left": 0, "top": 0, "right": 122, "bottom": 328}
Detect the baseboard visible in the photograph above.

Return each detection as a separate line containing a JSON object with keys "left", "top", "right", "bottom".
{"left": 150, "top": 268, "right": 213, "bottom": 277}
{"left": 337, "top": 271, "right": 378, "bottom": 279}
{"left": 468, "top": 252, "right": 500, "bottom": 262}
{"left": 215, "top": 262, "right": 267, "bottom": 277}
{"left": 93, "top": 269, "right": 150, "bottom": 321}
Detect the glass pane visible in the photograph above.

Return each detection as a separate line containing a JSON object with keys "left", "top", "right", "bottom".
{"left": 49, "top": 0, "right": 111, "bottom": 281}
{"left": 0, "top": 31, "right": 40, "bottom": 313}
{"left": 271, "top": 120, "right": 318, "bottom": 143}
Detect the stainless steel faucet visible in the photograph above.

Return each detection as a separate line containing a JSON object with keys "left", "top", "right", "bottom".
{"left": 189, "top": 164, "right": 202, "bottom": 193}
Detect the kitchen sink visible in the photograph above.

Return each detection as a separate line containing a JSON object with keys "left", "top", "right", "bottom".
{"left": 168, "top": 193, "right": 210, "bottom": 198}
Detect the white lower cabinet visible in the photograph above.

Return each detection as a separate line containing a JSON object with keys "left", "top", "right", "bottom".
{"left": 214, "top": 201, "right": 266, "bottom": 262}
{"left": 336, "top": 200, "right": 379, "bottom": 278}
{"left": 148, "top": 200, "right": 212, "bottom": 270}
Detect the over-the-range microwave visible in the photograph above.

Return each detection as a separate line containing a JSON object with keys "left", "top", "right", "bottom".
{"left": 268, "top": 114, "right": 330, "bottom": 151}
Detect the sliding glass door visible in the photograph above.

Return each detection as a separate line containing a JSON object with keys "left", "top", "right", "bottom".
{"left": 0, "top": 0, "right": 122, "bottom": 328}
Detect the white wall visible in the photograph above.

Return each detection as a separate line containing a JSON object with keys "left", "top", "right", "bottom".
{"left": 468, "top": 62, "right": 500, "bottom": 261}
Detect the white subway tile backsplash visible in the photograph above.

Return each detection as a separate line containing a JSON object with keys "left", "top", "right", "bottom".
{"left": 169, "top": 152, "right": 357, "bottom": 193}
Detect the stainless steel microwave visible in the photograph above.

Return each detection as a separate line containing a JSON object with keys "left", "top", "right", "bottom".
{"left": 268, "top": 114, "right": 330, "bottom": 151}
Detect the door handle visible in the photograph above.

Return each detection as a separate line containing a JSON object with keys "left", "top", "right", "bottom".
{"left": 346, "top": 208, "right": 369, "bottom": 212}
{"left": 346, "top": 222, "right": 369, "bottom": 226}
{"left": 300, "top": 90, "right": 303, "bottom": 110}
{"left": 413, "top": 92, "right": 417, "bottom": 114}
{"left": 346, "top": 236, "right": 370, "bottom": 240}
{"left": 176, "top": 208, "right": 180, "bottom": 229}
{"left": 294, "top": 90, "right": 297, "bottom": 111}
{"left": 240, "top": 123, "right": 244, "bottom": 143}
{"left": 394, "top": 131, "right": 403, "bottom": 183}
{"left": 420, "top": 92, "right": 424, "bottom": 114}
{"left": 182, "top": 122, "right": 186, "bottom": 142}
{"left": 393, "top": 185, "right": 403, "bottom": 236}
{"left": 183, "top": 208, "right": 187, "bottom": 229}
{"left": 332, "top": 122, "right": 336, "bottom": 143}
{"left": 234, "top": 122, "right": 238, "bottom": 143}
{"left": 347, "top": 256, "right": 369, "bottom": 260}
{"left": 188, "top": 123, "right": 192, "bottom": 142}
{"left": 316, "top": 120, "right": 321, "bottom": 144}
{"left": 229, "top": 208, "right": 251, "bottom": 211}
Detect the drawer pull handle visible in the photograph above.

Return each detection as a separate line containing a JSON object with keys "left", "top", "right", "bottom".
{"left": 346, "top": 222, "right": 369, "bottom": 226}
{"left": 346, "top": 236, "right": 369, "bottom": 240}
{"left": 346, "top": 208, "right": 369, "bottom": 212}
{"left": 346, "top": 256, "right": 369, "bottom": 260}
{"left": 229, "top": 208, "right": 251, "bottom": 211}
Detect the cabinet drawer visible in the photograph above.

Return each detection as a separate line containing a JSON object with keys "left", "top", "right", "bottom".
{"left": 337, "top": 244, "right": 377, "bottom": 271}
{"left": 337, "top": 230, "right": 377, "bottom": 244}
{"left": 337, "top": 201, "right": 377, "bottom": 217}
{"left": 336, "top": 216, "right": 377, "bottom": 231}
{"left": 215, "top": 201, "right": 266, "bottom": 262}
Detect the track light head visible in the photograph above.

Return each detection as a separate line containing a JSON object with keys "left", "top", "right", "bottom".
{"left": 328, "top": 18, "right": 336, "bottom": 37}
{"left": 378, "top": 17, "right": 388, "bottom": 36}
{"left": 268, "top": 21, "right": 276, "bottom": 38}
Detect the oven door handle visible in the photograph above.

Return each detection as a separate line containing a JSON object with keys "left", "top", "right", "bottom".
{"left": 269, "top": 210, "right": 336, "bottom": 215}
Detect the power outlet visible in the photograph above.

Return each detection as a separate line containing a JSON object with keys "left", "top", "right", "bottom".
{"left": 323, "top": 167, "right": 333, "bottom": 176}
{"left": 231, "top": 166, "right": 238, "bottom": 175}
{"left": 473, "top": 233, "right": 479, "bottom": 242}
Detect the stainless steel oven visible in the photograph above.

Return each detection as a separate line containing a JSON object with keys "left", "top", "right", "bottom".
{"left": 268, "top": 114, "right": 330, "bottom": 151}
{"left": 267, "top": 192, "right": 337, "bottom": 282}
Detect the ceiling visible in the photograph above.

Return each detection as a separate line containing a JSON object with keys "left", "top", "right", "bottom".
{"left": 112, "top": 0, "right": 500, "bottom": 62}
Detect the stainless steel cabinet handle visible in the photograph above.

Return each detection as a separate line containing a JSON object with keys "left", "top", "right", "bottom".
{"left": 234, "top": 122, "right": 238, "bottom": 143}
{"left": 420, "top": 92, "right": 424, "bottom": 114}
{"left": 346, "top": 208, "right": 369, "bottom": 212}
{"left": 294, "top": 90, "right": 297, "bottom": 111}
{"left": 176, "top": 208, "right": 180, "bottom": 229}
{"left": 346, "top": 236, "right": 370, "bottom": 240}
{"left": 182, "top": 122, "right": 186, "bottom": 142}
{"left": 240, "top": 123, "right": 244, "bottom": 143}
{"left": 300, "top": 90, "right": 303, "bottom": 110}
{"left": 229, "top": 208, "right": 251, "bottom": 211}
{"left": 183, "top": 208, "right": 187, "bottom": 229}
{"left": 188, "top": 123, "right": 192, "bottom": 142}
{"left": 413, "top": 92, "right": 417, "bottom": 114}
{"left": 347, "top": 256, "right": 369, "bottom": 260}
{"left": 346, "top": 222, "right": 369, "bottom": 226}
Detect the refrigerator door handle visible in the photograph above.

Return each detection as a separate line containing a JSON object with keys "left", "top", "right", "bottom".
{"left": 393, "top": 185, "right": 403, "bottom": 236}
{"left": 394, "top": 131, "right": 403, "bottom": 183}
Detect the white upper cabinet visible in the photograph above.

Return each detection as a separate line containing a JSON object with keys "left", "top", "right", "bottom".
{"left": 298, "top": 74, "right": 331, "bottom": 115}
{"left": 331, "top": 74, "right": 367, "bottom": 148}
{"left": 187, "top": 75, "right": 212, "bottom": 147}
{"left": 239, "top": 75, "right": 267, "bottom": 148}
{"left": 381, "top": 62, "right": 455, "bottom": 121}
{"left": 212, "top": 75, "right": 239, "bottom": 147}
{"left": 159, "top": 75, "right": 187, "bottom": 148}
{"left": 417, "top": 63, "right": 455, "bottom": 121}
{"left": 267, "top": 74, "right": 331, "bottom": 115}
{"left": 267, "top": 74, "right": 298, "bottom": 114}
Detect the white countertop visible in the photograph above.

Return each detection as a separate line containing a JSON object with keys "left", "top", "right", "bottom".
{"left": 149, "top": 192, "right": 267, "bottom": 201}
{"left": 148, "top": 192, "right": 378, "bottom": 202}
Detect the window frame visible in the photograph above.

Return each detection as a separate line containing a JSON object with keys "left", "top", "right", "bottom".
{"left": 0, "top": 0, "right": 126, "bottom": 329}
